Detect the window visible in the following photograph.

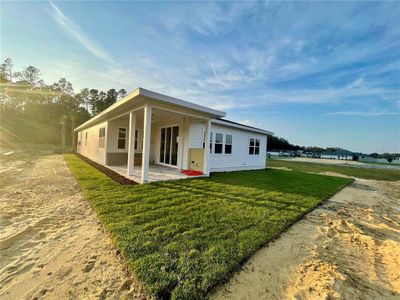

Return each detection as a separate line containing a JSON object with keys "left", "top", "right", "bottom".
{"left": 98, "top": 127, "right": 105, "bottom": 148}
{"left": 215, "top": 133, "right": 223, "bottom": 154}
{"left": 117, "top": 128, "right": 126, "bottom": 149}
{"left": 225, "top": 134, "right": 232, "bottom": 154}
{"left": 249, "top": 138, "right": 260, "bottom": 155}
{"left": 85, "top": 132, "right": 88, "bottom": 146}
{"left": 134, "top": 129, "right": 139, "bottom": 150}
{"left": 210, "top": 132, "right": 213, "bottom": 153}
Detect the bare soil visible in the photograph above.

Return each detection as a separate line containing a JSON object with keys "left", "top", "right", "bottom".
{"left": 211, "top": 179, "right": 400, "bottom": 299}
{"left": 2, "top": 154, "right": 399, "bottom": 300}
{"left": 0, "top": 154, "right": 145, "bottom": 299}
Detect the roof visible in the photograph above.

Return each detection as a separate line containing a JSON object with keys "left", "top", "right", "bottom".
{"left": 75, "top": 87, "right": 273, "bottom": 135}
{"left": 214, "top": 118, "right": 273, "bottom": 135}
{"left": 75, "top": 87, "right": 226, "bottom": 131}
{"left": 322, "top": 149, "right": 354, "bottom": 156}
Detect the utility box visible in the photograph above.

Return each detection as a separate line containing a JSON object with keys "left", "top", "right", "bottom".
{"left": 189, "top": 148, "right": 204, "bottom": 172}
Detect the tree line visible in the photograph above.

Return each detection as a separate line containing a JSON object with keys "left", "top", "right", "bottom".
{"left": 0, "top": 58, "right": 126, "bottom": 148}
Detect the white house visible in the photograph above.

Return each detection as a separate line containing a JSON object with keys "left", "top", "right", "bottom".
{"left": 75, "top": 88, "right": 273, "bottom": 183}
{"left": 321, "top": 150, "right": 354, "bottom": 160}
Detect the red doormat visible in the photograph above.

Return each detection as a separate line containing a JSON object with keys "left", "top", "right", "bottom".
{"left": 181, "top": 169, "right": 204, "bottom": 176}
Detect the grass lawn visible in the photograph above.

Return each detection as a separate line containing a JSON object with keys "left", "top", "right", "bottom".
{"left": 64, "top": 154, "right": 352, "bottom": 299}
{"left": 268, "top": 159, "right": 400, "bottom": 181}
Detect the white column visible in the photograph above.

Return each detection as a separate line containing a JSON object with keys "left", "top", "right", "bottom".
{"left": 178, "top": 116, "right": 185, "bottom": 169}
{"left": 104, "top": 120, "right": 109, "bottom": 166}
{"left": 141, "top": 105, "right": 152, "bottom": 183}
{"left": 182, "top": 117, "right": 190, "bottom": 170}
{"left": 127, "top": 112, "right": 136, "bottom": 176}
{"left": 203, "top": 119, "right": 211, "bottom": 176}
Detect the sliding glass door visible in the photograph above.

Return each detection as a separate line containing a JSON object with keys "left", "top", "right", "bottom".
{"left": 159, "top": 126, "right": 179, "bottom": 166}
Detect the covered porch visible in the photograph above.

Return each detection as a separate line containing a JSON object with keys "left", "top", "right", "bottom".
{"left": 108, "top": 164, "right": 205, "bottom": 183}
{"left": 104, "top": 100, "right": 212, "bottom": 183}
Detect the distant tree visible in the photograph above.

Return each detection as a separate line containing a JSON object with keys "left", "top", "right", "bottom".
{"left": 352, "top": 155, "right": 359, "bottom": 161}
{"left": 0, "top": 58, "right": 13, "bottom": 82}
{"left": 370, "top": 153, "right": 379, "bottom": 158}
{"left": 118, "top": 88, "right": 127, "bottom": 100}
{"left": 387, "top": 157, "right": 393, "bottom": 163}
{"left": 75, "top": 88, "right": 90, "bottom": 111}
{"left": 14, "top": 66, "right": 43, "bottom": 87}
{"left": 88, "top": 89, "right": 99, "bottom": 116}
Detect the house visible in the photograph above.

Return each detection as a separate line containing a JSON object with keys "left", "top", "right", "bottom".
{"left": 321, "top": 149, "right": 354, "bottom": 160}
{"left": 75, "top": 88, "right": 273, "bottom": 183}
{"left": 267, "top": 150, "right": 280, "bottom": 157}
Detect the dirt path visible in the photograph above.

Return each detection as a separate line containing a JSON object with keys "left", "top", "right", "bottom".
{"left": 211, "top": 179, "right": 400, "bottom": 299}
{"left": 0, "top": 155, "right": 144, "bottom": 299}
{"left": 283, "top": 157, "right": 400, "bottom": 170}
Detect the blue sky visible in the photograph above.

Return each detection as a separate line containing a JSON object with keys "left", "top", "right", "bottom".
{"left": 1, "top": 1, "right": 399, "bottom": 153}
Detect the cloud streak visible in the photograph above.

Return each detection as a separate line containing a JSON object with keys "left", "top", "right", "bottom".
{"left": 326, "top": 111, "right": 400, "bottom": 117}
{"left": 48, "top": 1, "right": 114, "bottom": 64}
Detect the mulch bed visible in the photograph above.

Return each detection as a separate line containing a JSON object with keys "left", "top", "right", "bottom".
{"left": 76, "top": 154, "right": 137, "bottom": 185}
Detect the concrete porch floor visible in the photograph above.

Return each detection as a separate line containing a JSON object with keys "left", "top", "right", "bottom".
{"left": 108, "top": 164, "right": 205, "bottom": 183}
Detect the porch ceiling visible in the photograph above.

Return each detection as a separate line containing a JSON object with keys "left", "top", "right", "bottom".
{"left": 109, "top": 107, "right": 204, "bottom": 124}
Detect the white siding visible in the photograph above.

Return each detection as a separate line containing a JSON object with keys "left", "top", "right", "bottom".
{"left": 209, "top": 123, "right": 267, "bottom": 172}
{"left": 185, "top": 122, "right": 267, "bottom": 172}
{"left": 77, "top": 121, "right": 107, "bottom": 165}
{"left": 188, "top": 123, "right": 204, "bottom": 149}
{"left": 107, "top": 118, "right": 144, "bottom": 154}
{"left": 77, "top": 116, "right": 269, "bottom": 174}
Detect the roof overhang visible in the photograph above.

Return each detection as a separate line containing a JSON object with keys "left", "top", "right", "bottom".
{"left": 213, "top": 118, "right": 273, "bottom": 135}
{"left": 75, "top": 87, "right": 226, "bottom": 131}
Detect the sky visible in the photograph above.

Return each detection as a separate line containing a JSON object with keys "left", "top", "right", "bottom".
{"left": 1, "top": 1, "right": 399, "bottom": 153}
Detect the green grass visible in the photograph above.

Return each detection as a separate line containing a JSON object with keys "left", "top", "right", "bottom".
{"left": 64, "top": 154, "right": 352, "bottom": 299}
{"left": 268, "top": 159, "right": 400, "bottom": 181}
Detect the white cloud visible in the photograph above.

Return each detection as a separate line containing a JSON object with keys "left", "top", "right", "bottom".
{"left": 48, "top": 1, "right": 114, "bottom": 64}
{"left": 238, "top": 119, "right": 255, "bottom": 126}
{"left": 326, "top": 110, "right": 400, "bottom": 117}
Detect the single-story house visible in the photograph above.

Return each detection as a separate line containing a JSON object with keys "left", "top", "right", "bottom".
{"left": 75, "top": 88, "right": 273, "bottom": 183}
{"left": 321, "top": 150, "right": 354, "bottom": 160}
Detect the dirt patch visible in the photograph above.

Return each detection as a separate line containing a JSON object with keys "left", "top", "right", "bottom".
{"left": 319, "top": 171, "right": 353, "bottom": 178}
{"left": 76, "top": 153, "right": 137, "bottom": 185}
{"left": 210, "top": 179, "right": 400, "bottom": 299}
{"left": 0, "top": 155, "right": 146, "bottom": 299}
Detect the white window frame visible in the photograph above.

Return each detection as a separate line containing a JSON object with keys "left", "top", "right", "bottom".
{"left": 98, "top": 127, "right": 106, "bottom": 148}
{"left": 249, "top": 138, "right": 260, "bottom": 155}
{"left": 209, "top": 131, "right": 213, "bottom": 153}
{"left": 134, "top": 129, "right": 140, "bottom": 150}
{"left": 224, "top": 134, "right": 232, "bottom": 154}
{"left": 214, "top": 132, "right": 223, "bottom": 154}
{"left": 117, "top": 127, "right": 127, "bottom": 149}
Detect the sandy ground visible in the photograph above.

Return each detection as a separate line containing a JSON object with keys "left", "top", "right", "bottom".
{"left": 0, "top": 154, "right": 145, "bottom": 299}
{"left": 211, "top": 178, "right": 400, "bottom": 299}
{"left": 282, "top": 157, "right": 400, "bottom": 170}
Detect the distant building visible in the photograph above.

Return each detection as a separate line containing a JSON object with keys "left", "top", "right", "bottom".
{"left": 321, "top": 150, "right": 354, "bottom": 160}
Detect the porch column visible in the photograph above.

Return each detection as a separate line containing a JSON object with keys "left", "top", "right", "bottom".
{"left": 104, "top": 120, "right": 109, "bottom": 166}
{"left": 203, "top": 119, "right": 211, "bottom": 176}
{"left": 141, "top": 105, "right": 152, "bottom": 183}
{"left": 127, "top": 112, "right": 136, "bottom": 176}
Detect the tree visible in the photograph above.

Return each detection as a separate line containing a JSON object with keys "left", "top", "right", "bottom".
{"left": 88, "top": 89, "right": 99, "bottom": 116}
{"left": 14, "top": 66, "right": 42, "bottom": 87}
{"left": 0, "top": 58, "right": 13, "bottom": 82}
{"left": 352, "top": 155, "right": 359, "bottom": 161}
{"left": 118, "top": 88, "right": 127, "bottom": 100}
{"left": 75, "top": 88, "right": 90, "bottom": 111}
{"left": 387, "top": 157, "right": 393, "bottom": 163}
